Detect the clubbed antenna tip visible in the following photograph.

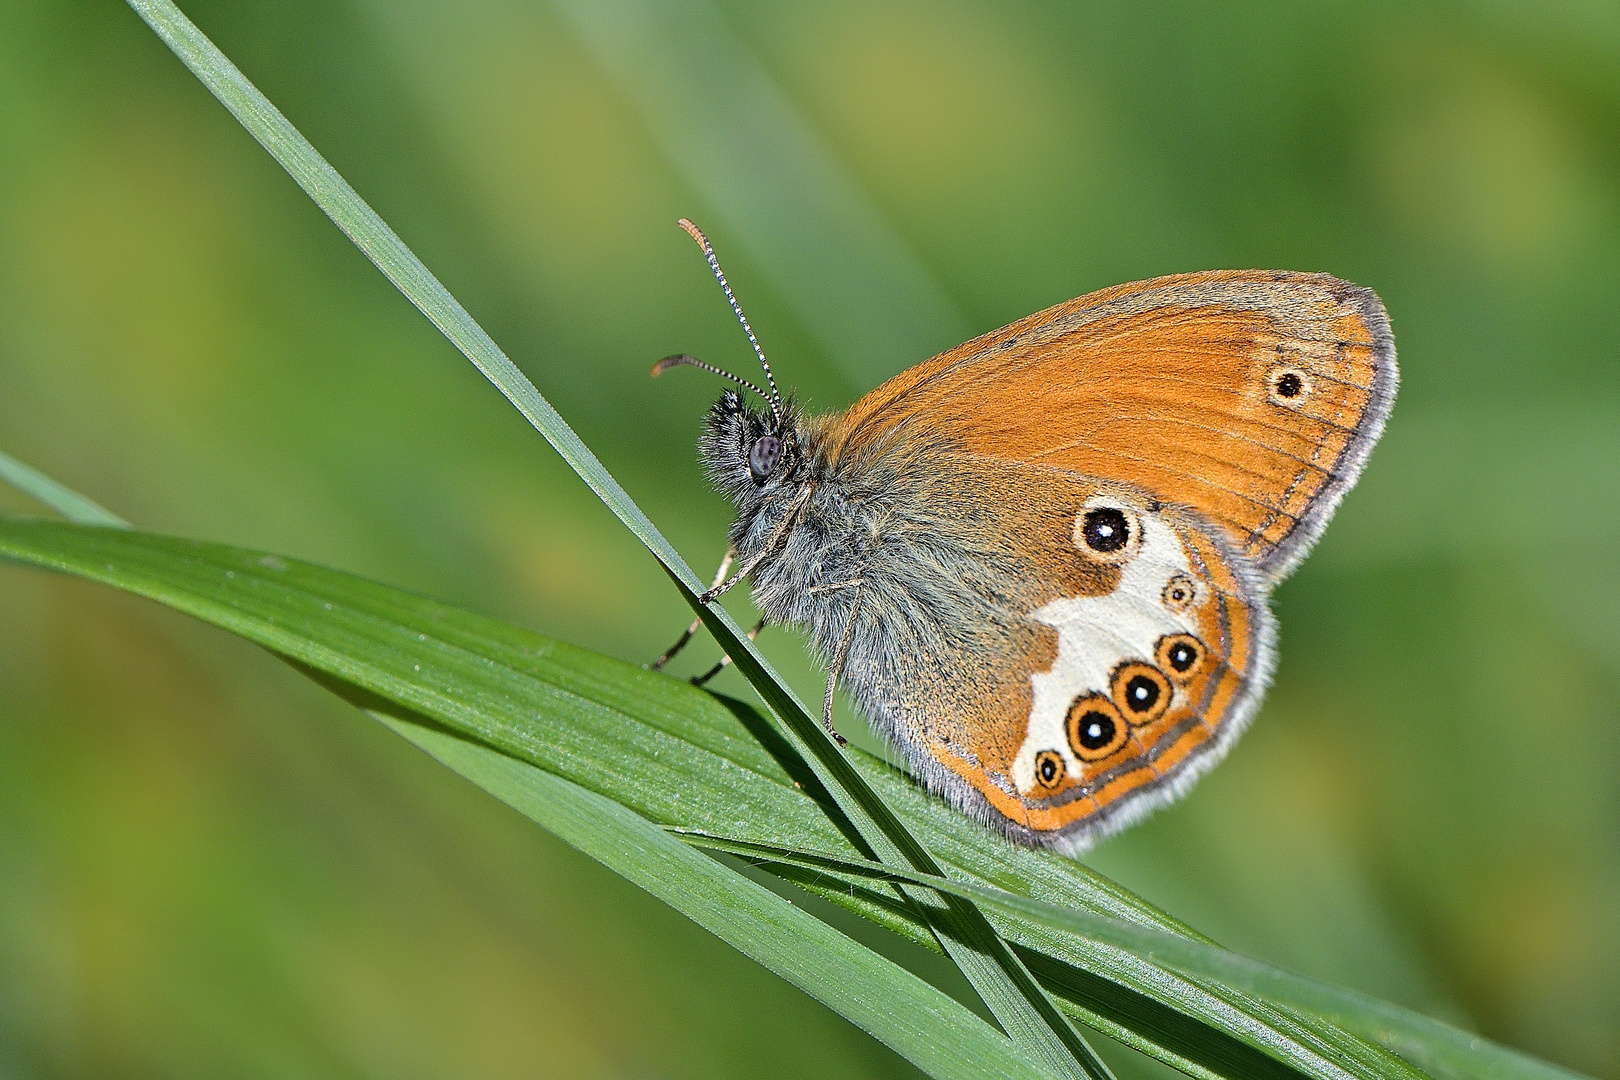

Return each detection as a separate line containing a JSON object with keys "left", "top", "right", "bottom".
{"left": 651, "top": 353, "right": 769, "bottom": 402}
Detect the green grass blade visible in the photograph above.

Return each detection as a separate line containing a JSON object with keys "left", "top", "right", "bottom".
{"left": 382, "top": 718, "right": 1061, "bottom": 1080}
{"left": 672, "top": 585, "right": 1112, "bottom": 1080}
{"left": 1, "top": 519, "right": 1566, "bottom": 1080}
{"left": 119, "top": 4, "right": 1105, "bottom": 1073}
{"left": 0, "top": 449, "right": 128, "bottom": 527}
{"left": 672, "top": 834, "right": 1591, "bottom": 1080}
{"left": 0, "top": 519, "right": 1052, "bottom": 1080}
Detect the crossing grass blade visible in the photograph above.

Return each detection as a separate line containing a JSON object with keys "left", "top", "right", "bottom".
{"left": 0, "top": 516, "right": 1057, "bottom": 1080}
{"left": 381, "top": 717, "right": 1065, "bottom": 1080}
{"left": 119, "top": 2, "right": 1108, "bottom": 1074}
{"left": 0, "top": 449, "right": 128, "bottom": 528}
{"left": 2, "top": 517, "right": 1583, "bottom": 1080}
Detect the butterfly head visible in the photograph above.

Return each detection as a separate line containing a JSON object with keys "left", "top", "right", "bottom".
{"left": 699, "top": 389, "right": 808, "bottom": 508}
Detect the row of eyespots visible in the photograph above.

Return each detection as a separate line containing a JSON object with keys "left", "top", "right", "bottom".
{"left": 1032, "top": 633, "right": 1209, "bottom": 792}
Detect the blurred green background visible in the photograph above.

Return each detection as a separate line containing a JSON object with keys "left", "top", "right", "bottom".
{"left": 1, "top": 0, "right": 1617, "bottom": 1076}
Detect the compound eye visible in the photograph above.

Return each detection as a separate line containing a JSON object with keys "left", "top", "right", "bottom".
{"left": 748, "top": 435, "right": 782, "bottom": 480}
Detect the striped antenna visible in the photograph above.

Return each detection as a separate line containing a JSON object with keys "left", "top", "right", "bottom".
{"left": 677, "top": 219, "right": 784, "bottom": 424}
{"left": 650, "top": 353, "right": 769, "bottom": 402}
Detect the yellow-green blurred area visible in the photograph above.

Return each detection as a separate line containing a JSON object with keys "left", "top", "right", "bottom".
{"left": 1, "top": 0, "right": 1617, "bottom": 1076}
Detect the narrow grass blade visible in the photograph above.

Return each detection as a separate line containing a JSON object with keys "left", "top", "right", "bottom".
{"left": 0, "top": 449, "right": 127, "bottom": 527}
{"left": 119, "top": 4, "right": 1104, "bottom": 1074}
{"left": 1, "top": 519, "right": 1577, "bottom": 1080}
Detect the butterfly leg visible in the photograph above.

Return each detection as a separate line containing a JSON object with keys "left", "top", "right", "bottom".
{"left": 650, "top": 547, "right": 734, "bottom": 670}
{"left": 690, "top": 618, "right": 766, "bottom": 687}
{"left": 700, "top": 485, "right": 813, "bottom": 603}
{"left": 820, "top": 581, "right": 866, "bottom": 747}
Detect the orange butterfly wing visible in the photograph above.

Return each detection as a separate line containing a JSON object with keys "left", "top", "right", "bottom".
{"left": 810, "top": 271, "right": 1391, "bottom": 847}
{"left": 826, "top": 271, "right": 1397, "bottom": 582}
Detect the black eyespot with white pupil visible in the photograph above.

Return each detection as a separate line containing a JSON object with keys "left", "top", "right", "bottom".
{"left": 1077, "top": 712, "right": 1114, "bottom": 748}
{"left": 1067, "top": 695, "right": 1128, "bottom": 760}
{"left": 1110, "top": 661, "right": 1173, "bottom": 725}
{"left": 748, "top": 435, "right": 781, "bottom": 481}
{"left": 1124, "top": 675, "right": 1159, "bottom": 711}
{"left": 1081, "top": 508, "right": 1129, "bottom": 552}
{"left": 1033, "top": 750, "right": 1065, "bottom": 790}
{"left": 1155, "top": 633, "right": 1206, "bottom": 684}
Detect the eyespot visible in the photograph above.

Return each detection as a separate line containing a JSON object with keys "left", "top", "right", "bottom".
{"left": 1033, "top": 750, "right": 1066, "bottom": 791}
{"left": 1111, "top": 661, "right": 1172, "bottom": 726}
{"left": 1161, "top": 573, "right": 1199, "bottom": 613}
{"left": 1066, "top": 694, "right": 1129, "bottom": 761}
{"left": 1269, "top": 367, "right": 1311, "bottom": 406}
{"left": 1155, "top": 633, "right": 1206, "bottom": 683}
{"left": 1073, "top": 498, "right": 1140, "bottom": 563}
{"left": 747, "top": 434, "right": 782, "bottom": 481}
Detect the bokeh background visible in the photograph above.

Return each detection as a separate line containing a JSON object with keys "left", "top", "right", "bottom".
{"left": 2, "top": 0, "right": 1617, "bottom": 1076}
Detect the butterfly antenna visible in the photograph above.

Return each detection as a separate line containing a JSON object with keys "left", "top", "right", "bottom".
{"left": 677, "top": 218, "right": 784, "bottom": 425}
{"left": 650, "top": 353, "right": 769, "bottom": 402}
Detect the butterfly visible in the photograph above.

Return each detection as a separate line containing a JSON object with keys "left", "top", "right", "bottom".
{"left": 654, "top": 220, "right": 1396, "bottom": 852}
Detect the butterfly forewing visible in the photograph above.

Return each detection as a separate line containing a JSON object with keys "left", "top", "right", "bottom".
{"left": 826, "top": 271, "right": 1396, "bottom": 584}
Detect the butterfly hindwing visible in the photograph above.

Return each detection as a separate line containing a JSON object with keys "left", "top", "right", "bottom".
{"left": 1008, "top": 497, "right": 1274, "bottom": 849}
{"left": 829, "top": 456, "right": 1275, "bottom": 851}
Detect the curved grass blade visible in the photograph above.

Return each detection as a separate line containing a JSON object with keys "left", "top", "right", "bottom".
{"left": 48, "top": 13, "right": 1562, "bottom": 1077}
{"left": 0, "top": 519, "right": 1053, "bottom": 1080}
{"left": 384, "top": 716, "right": 1062, "bottom": 1080}
{"left": 119, "top": 4, "right": 1104, "bottom": 1074}
{"left": 0, "top": 518, "right": 1570, "bottom": 1080}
